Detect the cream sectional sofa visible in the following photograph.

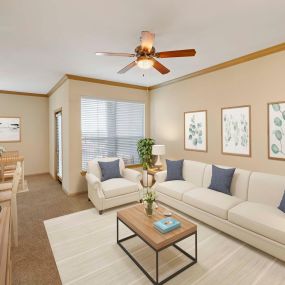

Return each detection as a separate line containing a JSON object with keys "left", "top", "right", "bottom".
{"left": 153, "top": 160, "right": 285, "bottom": 261}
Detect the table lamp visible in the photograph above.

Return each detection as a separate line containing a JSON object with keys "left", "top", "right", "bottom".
{"left": 152, "top": 145, "right": 166, "bottom": 170}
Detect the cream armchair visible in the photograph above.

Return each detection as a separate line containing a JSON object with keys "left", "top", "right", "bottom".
{"left": 86, "top": 157, "right": 142, "bottom": 214}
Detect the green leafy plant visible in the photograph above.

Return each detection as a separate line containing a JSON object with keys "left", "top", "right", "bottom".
{"left": 137, "top": 138, "right": 155, "bottom": 170}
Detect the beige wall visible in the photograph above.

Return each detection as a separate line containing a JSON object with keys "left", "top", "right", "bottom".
{"left": 150, "top": 51, "right": 285, "bottom": 176}
{"left": 49, "top": 79, "right": 150, "bottom": 194}
{"left": 49, "top": 80, "right": 70, "bottom": 192}
{"left": 0, "top": 93, "right": 49, "bottom": 175}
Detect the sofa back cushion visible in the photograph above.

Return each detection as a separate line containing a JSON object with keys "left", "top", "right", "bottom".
{"left": 203, "top": 164, "right": 251, "bottom": 200}
{"left": 183, "top": 160, "right": 207, "bottom": 187}
{"left": 87, "top": 157, "right": 125, "bottom": 181}
{"left": 248, "top": 172, "right": 285, "bottom": 207}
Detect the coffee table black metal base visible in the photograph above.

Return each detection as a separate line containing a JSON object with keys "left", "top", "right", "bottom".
{"left": 117, "top": 217, "right": 197, "bottom": 285}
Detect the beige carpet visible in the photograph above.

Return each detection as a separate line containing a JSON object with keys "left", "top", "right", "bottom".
{"left": 44, "top": 206, "right": 285, "bottom": 285}
{"left": 12, "top": 174, "right": 92, "bottom": 285}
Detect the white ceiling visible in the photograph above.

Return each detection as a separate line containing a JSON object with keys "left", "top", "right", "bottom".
{"left": 0, "top": 0, "right": 285, "bottom": 93}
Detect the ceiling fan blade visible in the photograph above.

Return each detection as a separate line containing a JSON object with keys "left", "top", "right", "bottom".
{"left": 152, "top": 58, "right": 170, "bottom": 74}
{"left": 95, "top": 52, "right": 135, "bottom": 57}
{"left": 155, "top": 49, "right": 196, "bottom": 58}
{"left": 117, "top": 61, "right": 137, "bottom": 74}
{"left": 140, "top": 31, "right": 155, "bottom": 52}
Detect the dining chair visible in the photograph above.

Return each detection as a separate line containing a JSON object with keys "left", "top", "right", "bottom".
{"left": 1, "top": 151, "right": 19, "bottom": 182}
{"left": 0, "top": 162, "right": 22, "bottom": 246}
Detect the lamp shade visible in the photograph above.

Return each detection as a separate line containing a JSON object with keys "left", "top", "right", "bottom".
{"left": 152, "top": 145, "right": 166, "bottom": 155}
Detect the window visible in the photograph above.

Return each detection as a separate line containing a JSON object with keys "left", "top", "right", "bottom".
{"left": 81, "top": 97, "right": 145, "bottom": 170}
{"left": 55, "top": 110, "right": 63, "bottom": 181}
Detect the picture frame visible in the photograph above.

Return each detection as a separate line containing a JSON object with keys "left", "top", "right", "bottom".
{"left": 221, "top": 106, "right": 251, "bottom": 156}
{"left": 184, "top": 110, "right": 207, "bottom": 152}
{"left": 268, "top": 101, "right": 285, "bottom": 161}
{"left": 0, "top": 117, "right": 21, "bottom": 142}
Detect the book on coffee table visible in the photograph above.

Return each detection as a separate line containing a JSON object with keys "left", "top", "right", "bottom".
{"left": 154, "top": 217, "right": 181, "bottom": 233}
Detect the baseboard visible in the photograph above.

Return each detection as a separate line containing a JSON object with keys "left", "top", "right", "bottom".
{"left": 62, "top": 187, "right": 87, "bottom": 196}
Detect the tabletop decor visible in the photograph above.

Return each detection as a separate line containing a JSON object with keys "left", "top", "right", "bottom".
{"left": 154, "top": 217, "right": 181, "bottom": 233}
{"left": 137, "top": 138, "right": 155, "bottom": 186}
{"left": 137, "top": 138, "right": 155, "bottom": 169}
{"left": 0, "top": 117, "right": 21, "bottom": 142}
{"left": 268, "top": 101, "right": 285, "bottom": 160}
{"left": 152, "top": 144, "right": 166, "bottom": 170}
{"left": 142, "top": 189, "right": 156, "bottom": 216}
{"left": 184, "top": 110, "right": 207, "bottom": 152}
{"left": 0, "top": 146, "right": 6, "bottom": 156}
{"left": 222, "top": 105, "right": 251, "bottom": 156}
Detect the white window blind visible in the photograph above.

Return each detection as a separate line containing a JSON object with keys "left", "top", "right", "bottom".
{"left": 55, "top": 111, "right": 63, "bottom": 180}
{"left": 81, "top": 97, "right": 145, "bottom": 170}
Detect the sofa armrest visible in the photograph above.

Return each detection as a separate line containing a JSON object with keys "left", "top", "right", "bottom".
{"left": 86, "top": 173, "right": 101, "bottom": 189}
{"left": 154, "top": 171, "right": 167, "bottom": 183}
{"left": 122, "top": 168, "right": 142, "bottom": 183}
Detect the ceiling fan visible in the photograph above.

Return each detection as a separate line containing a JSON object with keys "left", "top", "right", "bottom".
{"left": 95, "top": 31, "right": 196, "bottom": 75}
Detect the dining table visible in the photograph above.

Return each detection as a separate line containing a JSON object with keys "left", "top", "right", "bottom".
{"left": 0, "top": 155, "right": 25, "bottom": 192}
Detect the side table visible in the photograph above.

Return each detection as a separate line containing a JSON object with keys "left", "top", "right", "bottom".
{"left": 147, "top": 168, "right": 164, "bottom": 187}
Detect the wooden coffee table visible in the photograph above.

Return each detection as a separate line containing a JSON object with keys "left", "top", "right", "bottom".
{"left": 117, "top": 204, "right": 197, "bottom": 285}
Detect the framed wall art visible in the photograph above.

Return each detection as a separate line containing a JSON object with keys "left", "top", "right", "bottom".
{"left": 184, "top": 110, "right": 207, "bottom": 152}
{"left": 0, "top": 117, "right": 21, "bottom": 142}
{"left": 221, "top": 106, "right": 251, "bottom": 156}
{"left": 268, "top": 101, "right": 285, "bottom": 160}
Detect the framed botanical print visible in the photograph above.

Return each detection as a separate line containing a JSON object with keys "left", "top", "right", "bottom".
{"left": 268, "top": 101, "right": 285, "bottom": 160}
{"left": 221, "top": 106, "right": 251, "bottom": 156}
{"left": 0, "top": 117, "right": 21, "bottom": 142}
{"left": 184, "top": 110, "right": 207, "bottom": 152}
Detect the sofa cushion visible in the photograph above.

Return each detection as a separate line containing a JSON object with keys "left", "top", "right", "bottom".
{"left": 101, "top": 178, "right": 137, "bottom": 199}
{"left": 248, "top": 172, "right": 285, "bottom": 207}
{"left": 209, "top": 165, "right": 235, "bottom": 195}
{"left": 279, "top": 191, "right": 285, "bottom": 213}
{"left": 156, "top": 180, "right": 196, "bottom": 200}
{"left": 98, "top": 159, "right": 122, "bottom": 181}
{"left": 183, "top": 188, "right": 243, "bottom": 219}
{"left": 203, "top": 164, "right": 251, "bottom": 200}
{"left": 88, "top": 157, "right": 125, "bottom": 181}
{"left": 166, "top": 159, "right": 184, "bottom": 181}
{"left": 183, "top": 160, "right": 207, "bottom": 186}
{"left": 228, "top": 201, "right": 285, "bottom": 245}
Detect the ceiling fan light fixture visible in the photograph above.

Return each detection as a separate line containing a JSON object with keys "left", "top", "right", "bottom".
{"left": 136, "top": 57, "right": 154, "bottom": 69}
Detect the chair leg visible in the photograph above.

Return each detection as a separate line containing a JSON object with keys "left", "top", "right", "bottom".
{"left": 11, "top": 196, "right": 18, "bottom": 247}
{"left": 99, "top": 210, "right": 103, "bottom": 215}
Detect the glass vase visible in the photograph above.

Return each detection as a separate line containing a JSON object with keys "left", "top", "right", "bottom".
{"left": 144, "top": 202, "right": 154, "bottom": 216}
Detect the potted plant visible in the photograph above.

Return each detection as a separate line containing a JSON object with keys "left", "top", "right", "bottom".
{"left": 143, "top": 189, "right": 156, "bottom": 216}
{"left": 137, "top": 138, "right": 155, "bottom": 186}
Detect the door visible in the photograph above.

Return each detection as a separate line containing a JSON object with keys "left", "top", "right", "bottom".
{"left": 55, "top": 110, "right": 63, "bottom": 182}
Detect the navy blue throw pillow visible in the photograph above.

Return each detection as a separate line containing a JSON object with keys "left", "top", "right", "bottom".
{"left": 278, "top": 191, "right": 285, "bottom": 213}
{"left": 98, "top": 159, "right": 122, "bottom": 181}
{"left": 166, "top": 159, "right": 184, "bottom": 181}
{"left": 209, "top": 165, "right": 235, "bottom": 195}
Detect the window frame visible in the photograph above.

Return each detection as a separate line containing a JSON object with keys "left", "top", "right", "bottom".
{"left": 80, "top": 96, "right": 146, "bottom": 170}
